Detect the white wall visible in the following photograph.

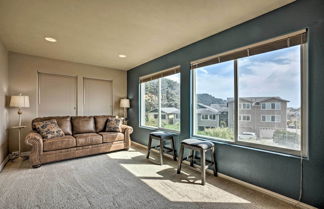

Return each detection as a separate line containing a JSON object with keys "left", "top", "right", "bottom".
{"left": 8, "top": 52, "right": 127, "bottom": 152}
{"left": 0, "top": 40, "right": 9, "bottom": 167}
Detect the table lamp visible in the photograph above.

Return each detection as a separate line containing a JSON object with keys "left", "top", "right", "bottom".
{"left": 120, "top": 98, "right": 130, "bottom": 119}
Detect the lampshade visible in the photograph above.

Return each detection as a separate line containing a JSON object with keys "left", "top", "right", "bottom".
{"left": 120, "top": 98, "right": 130, "bottom": 108}
{"left": 10, "top": 95, "right": 30, "bottom": 108}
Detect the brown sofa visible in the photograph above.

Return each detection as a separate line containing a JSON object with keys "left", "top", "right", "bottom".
{"left": 25, "top": 115, "right": 133, "bottom": 168}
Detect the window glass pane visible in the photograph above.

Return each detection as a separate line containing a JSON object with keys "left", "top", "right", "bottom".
{"left": 160, "top": 73, "right": 181, "bottom": 131}
{"left": 194, "top": 61, "right": 234, "bottom": 141}
{"left": 238, "top": 46, "right": 301, "bottom": 150}
{"left": 142, "top": 79, "right": 159, "bottom": 127}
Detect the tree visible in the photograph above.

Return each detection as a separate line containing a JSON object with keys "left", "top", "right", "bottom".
{"left": 144, "top": 78, "right": 180, "bottom": 112}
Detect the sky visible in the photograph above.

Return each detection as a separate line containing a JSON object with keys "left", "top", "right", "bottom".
{"left": 196, "top": 46, "right": 301, "bottom": 108}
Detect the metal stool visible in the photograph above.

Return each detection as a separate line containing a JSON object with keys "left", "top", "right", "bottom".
{"left": 146, "top": 131, "right": 177, "bottom": 165}
{"left": 177, "top": 138, "right": 217, "bottom": 185}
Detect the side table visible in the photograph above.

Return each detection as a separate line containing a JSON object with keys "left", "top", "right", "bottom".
{"left": 10, "top": 125, "right": 27, "bottom": 160}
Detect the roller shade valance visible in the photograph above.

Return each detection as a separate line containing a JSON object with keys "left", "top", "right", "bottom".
{"left": 139, "top": 65, "right": 181, "bottom": 83}
{"left": 191, "top": 29, "right": 307, "bottom": 69}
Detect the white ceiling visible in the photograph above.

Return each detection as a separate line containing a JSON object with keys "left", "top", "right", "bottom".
{"left": 0, "top": 0, "right": 294, "bottom": 70}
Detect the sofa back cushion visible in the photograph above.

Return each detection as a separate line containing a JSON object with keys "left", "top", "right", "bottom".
{"left": 94, "top": 115, "right": 116, "bottom": 132}
{"left": 32, "top": 116, "right": 72, "bottom": 135}
{"left": 72, "top": 116, "right": 96, "bottom": 134}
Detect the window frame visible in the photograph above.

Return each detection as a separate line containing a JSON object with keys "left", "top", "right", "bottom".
{"left": 192, "top": 43, "right": 308, "bottom": 157}
{"left": 240, "top": 103, "right": 251, "bottom": 110}
{"left": 240, "top": 114, "right": 251, "bottom": 121}
{"left": 261, "top": 115, "right": 281, "bottom": 123}
{"left": 139, "top": 70, "right": 181, "bottom": 132}
{"left": 261, "top": 102, "right": 281, "bottom": 110}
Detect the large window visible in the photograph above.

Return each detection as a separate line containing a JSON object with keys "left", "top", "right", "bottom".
{"left": 192, "top": 30, "right": 307, "bottom": 156}
{"left": 140, "top": 68, "right": 180, "bottom": 131}
{"left": 193, "top": 61, "right": 235, "bottom": 141}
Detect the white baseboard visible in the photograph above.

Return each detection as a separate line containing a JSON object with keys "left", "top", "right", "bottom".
{"left": 131, "top": 141, "right": 316, "bottom": 209}
{"left": 0, "top": 155, "right": 9, "bottom": 172}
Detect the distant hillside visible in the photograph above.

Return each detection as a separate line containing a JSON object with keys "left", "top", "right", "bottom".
{"left": 197, "top": 94, "right": 226, "bottom": 106}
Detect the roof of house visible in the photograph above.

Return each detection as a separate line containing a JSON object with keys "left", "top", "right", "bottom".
{"left": 210, "top": 103, "right": 228, "bottom": 112}
{"left": 197, "top": 103, "right": 219, "bottom": 114}
{"left": 150, "top": 107, "right": 180, "bottom": 114}
{"left": 227, "top": 97, "right": 289, "bottom": 103}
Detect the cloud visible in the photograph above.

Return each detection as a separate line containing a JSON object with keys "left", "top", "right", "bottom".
{"left": 195, "top": 46, "right": 301, "bottom": 108}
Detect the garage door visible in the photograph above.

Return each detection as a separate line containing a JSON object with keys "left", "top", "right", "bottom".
{"left": 259, "top": 128, "right": 275, "bottom": 139}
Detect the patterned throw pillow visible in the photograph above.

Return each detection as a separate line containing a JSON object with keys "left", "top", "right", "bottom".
{"left": 105, "top": 118, "right": 122, "bottom": 132}
{"left": 33, "top": 119, "right": 65, "bottom": 139}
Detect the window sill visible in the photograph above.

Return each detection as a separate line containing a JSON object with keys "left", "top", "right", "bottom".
{"left": 191, "top": 135, "right": 308, "bottom": 160}
{"left": 139, "top": 126, "right": 180, "bottom": 135}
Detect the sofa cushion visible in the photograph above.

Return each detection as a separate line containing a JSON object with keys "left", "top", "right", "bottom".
{"left": 43, "top": 136, "right": 76, "bottom": 151}
{"left": 33, "top": 119, "right": 65, "bottom": 139}
{"left": 99, "top": 132, "right": 124, "bottom": 143}
{"left": 94, "top": 115, "right": 116, "bottom": 132}
{"left": 74, "top": 133, "right": 103, "bottom": 147}
{"left": 72, "top": 116, "right": 96, "bottom": 134}
{"left": 105, "top": 118, "right": 122, "bottom": 132}
{"left": 32, "top": 116, "right": 72, "bottom": 135}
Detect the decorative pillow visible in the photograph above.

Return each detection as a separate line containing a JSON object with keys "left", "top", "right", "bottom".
{"left": 33, "top": 119, "right": 65, "bottom": 139}
{"left": 105, "top": 118, "right": 122, "bottom": 132}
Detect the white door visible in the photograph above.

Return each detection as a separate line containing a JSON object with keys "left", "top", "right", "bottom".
{"left": 38, "top": 73, "right": 77, "bottom": 117}
{"left": 83, "top": 78, "right": 113, "bottom": 116}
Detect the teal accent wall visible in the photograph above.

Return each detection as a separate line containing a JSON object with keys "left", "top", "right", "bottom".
{"left": 127, "top": 0, "right": 324, "bottom": 207}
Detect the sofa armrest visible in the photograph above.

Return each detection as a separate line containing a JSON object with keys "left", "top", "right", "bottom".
{"left": 25, "top": 131, "right": 43, "bottom": 167}
{"left": 121, "top": 125, "right": 133, "bottom": 149}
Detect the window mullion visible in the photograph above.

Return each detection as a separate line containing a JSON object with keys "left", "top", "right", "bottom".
{"left": 158, "top": 78, "right": 162, "bottom": 128}
{"left": 234, "top": 59, "right": 238, "bottom": 144}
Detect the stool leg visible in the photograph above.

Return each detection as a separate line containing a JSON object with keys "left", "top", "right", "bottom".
{"left": 171, "top": 137, "right": 177, "bottom": 161}
{"left": 146, "top": 135, "right": 152, "bottom": 159}
{"left": 159, "top": 139, "right": 164, "bottom": 165}
{"left": 177, "top": 143, "right": 184, "bottom": 174}
{"left": 211, "top": 146, "right": 217, "bottom": 176}
{"left": 190, "top": 150, "right": 195, "bottom": 167}
{"left": 201, "top": 149, "right": 206, "bottom": 185}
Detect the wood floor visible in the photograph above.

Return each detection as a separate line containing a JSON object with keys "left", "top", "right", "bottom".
{"left": 0, "top": 144, "right": 306, "bottom": 209}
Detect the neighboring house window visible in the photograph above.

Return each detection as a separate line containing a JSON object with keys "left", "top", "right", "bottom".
{"left": 209, "top": 114, "right": 216, "bottom": 120}
{"left": 240, "top": 103, "right": 251, "bottom": 110}
{"left": 140, "top": 68, "right": 180, "bottom": 131}
{"left": 201, "top": 114, "right": 209, "bottom": 120}
{"left": 261, "top": 115, "right": 281, "bottom": 122}
{"left": 240, "top": 114, "right": 251, "bottom": 121}
{"left": 261, "top": 102, "right": 281, "bottom": 110}
{"left": 192, "top": 30, "right": 308, "bottom": 156}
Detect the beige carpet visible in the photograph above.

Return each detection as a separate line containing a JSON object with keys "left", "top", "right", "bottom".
{"left": 0, "top": 145, "right": 303, "bottom": 209}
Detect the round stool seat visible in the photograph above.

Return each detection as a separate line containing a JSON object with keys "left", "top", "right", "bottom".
{"left": 182, "top": 138, "right": 214, "bottom": 150}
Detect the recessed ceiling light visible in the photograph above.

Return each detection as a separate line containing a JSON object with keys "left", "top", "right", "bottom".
{"left": 118, "top": 54, "right": 127, "bottom": 58}
{"left": 44, "top": 37, "right": 57, "bottom": 43}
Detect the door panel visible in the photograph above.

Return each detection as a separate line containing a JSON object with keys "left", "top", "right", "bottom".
{"left": 38, "top": 73, "right": 77, "bottom": 117}
{"left": 83, "top": 78, "right": 113, "bottom": 116}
